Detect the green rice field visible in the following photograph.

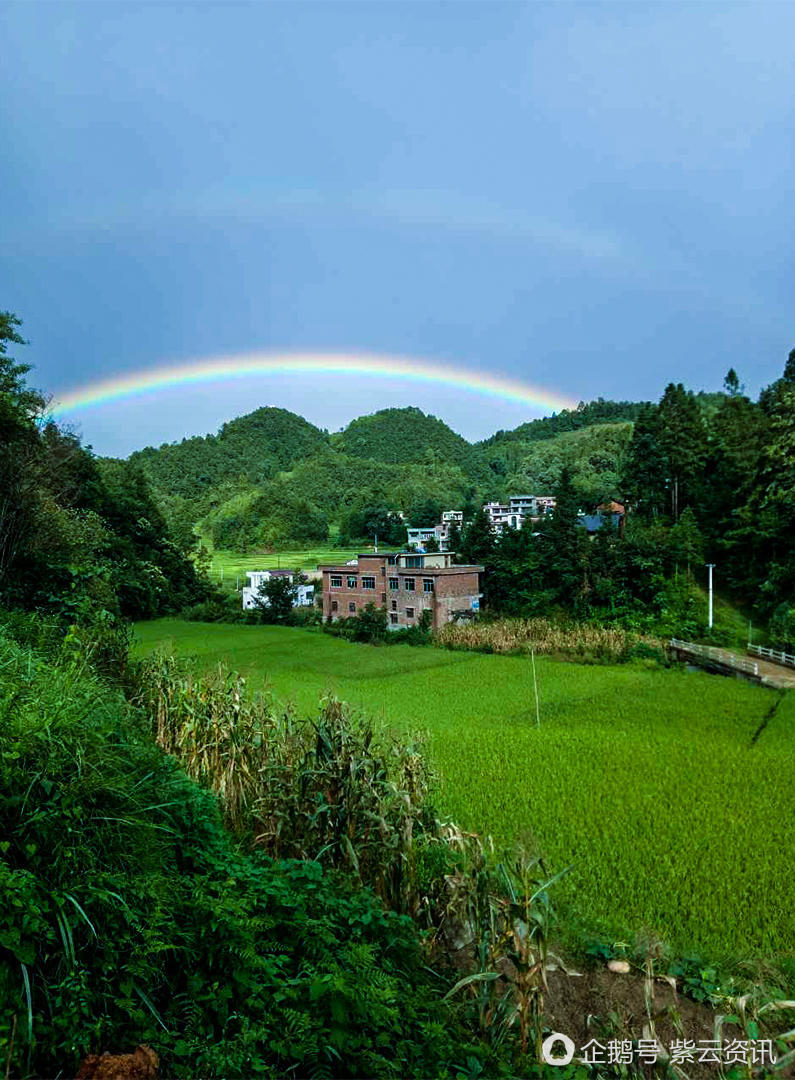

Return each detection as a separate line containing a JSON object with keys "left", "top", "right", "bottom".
{"left": 134, "top": 620, "right": 795, "bottom": 966}
{"left": 203, "top": 545, "right": 362, "bottom": 585}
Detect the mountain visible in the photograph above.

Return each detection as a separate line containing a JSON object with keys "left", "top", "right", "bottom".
{"left": 477, "top": 398, "right": 649, "bottom": 449}
{"left": 333, "top": 406, "right": 471, "bottom": 464}
{"left": 128, "top": 406, "right": 329, "bottom": 499}
{"left": 124, "top": 399, "right": 654, "bottom": 549}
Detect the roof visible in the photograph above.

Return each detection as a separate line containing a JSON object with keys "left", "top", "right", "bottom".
{"left": 318, "top": 562, "right": 483, "bottom": 574}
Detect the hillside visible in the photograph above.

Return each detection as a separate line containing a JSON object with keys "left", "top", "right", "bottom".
{"left": 507, "top": 421, "right": 635, "bottom": 503}
{"left": 333, "top": 406, "right": 470, "bottom": 463}
{"left": 478, "top": 397, "right": 648, "bottom": 448}
{"left": 123, "top": 398, "right": 655, "bottom": 549}
{"left": 129, "top": 406, "right": 329, "bottom": 499}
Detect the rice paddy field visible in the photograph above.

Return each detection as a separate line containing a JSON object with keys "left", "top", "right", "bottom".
{"left": 134, "top": 620, "right": 795, "bottom": 969}
{"left": 197, "top": 528, "right": 363, "bottom": 587}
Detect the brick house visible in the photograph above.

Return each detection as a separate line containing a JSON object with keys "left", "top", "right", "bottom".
{"left": 318, "top": 551, "right": 483, "bottom": 630}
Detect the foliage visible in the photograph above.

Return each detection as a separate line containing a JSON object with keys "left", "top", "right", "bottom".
{"left": 249, "top": 572, "right": 307, "bottom": 624}
{"left": 335, "top": 406, "right": 489, "bottom": 483}
{"left": 506, "top": 422, "right": 634, "bottom": 506}
{"left": 129, "top": 406, "right": 329, "bottom": 500}
{"left": 0, "top": 632, "right": 492, "bottom": 1079}
{"left": 136, "top": 620, "right": 795, "bottom": 966}
{"left": 339, "top": 504, "right": 406, "bottom": 546}
{"left": 0, "top": 313, "right": 212, "bottom": 621}
{"left": 436, "top": 617, "right": 650, "bottom": 663}
{"left": 206, "top": 483, "right": 329, "bottom": 551}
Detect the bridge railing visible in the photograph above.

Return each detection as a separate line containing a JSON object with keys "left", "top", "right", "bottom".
{"left": 747, "top": 643, "right": 795, "bottom": 670}
{"left": 669, "top": 638, "right": 759, "bottom": 676}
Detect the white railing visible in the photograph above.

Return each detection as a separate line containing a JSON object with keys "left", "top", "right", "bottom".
{"left": 747, "top": 643, "right": 795, "bottom": 670}
{"left": 669, "top": 639, "right": 759, "bottom": 676}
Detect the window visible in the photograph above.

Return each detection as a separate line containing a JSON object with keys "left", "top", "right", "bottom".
{"left": 423, "top": 579, "right": 434, "bottom": 593}
{"left": 362, "top": 576, "right": 376, "bottom": 590}
{"left": 349, "top": 601, "right": 356, "bottom": 613}
{"left": 403, "top": 577, "right": 415, "bottom": 591}
{"left": 331, "top": 600, "right": 338, "bottom": 612}
{"left": 387, "top": 554, "right": 398, "bottom": 565}
{"left": 389, "top": 612, "right": 398, "bottom": 625}
{"left": 347, "top": 575, "right": 357, "bottom": 588}
{"left": 330, "top": 575, "right": 342, "bottom": 588}
{"left": 404, "top": 555, "right": 423, "bottom": 568}
{"left": 405, "top": 607, "right": 415, "bottom": 619}
{"left": 388, "top": 577, "right": 399, "bottom": 590}
{"left": 391, "top": 600, "right": 397, "bottom": 611}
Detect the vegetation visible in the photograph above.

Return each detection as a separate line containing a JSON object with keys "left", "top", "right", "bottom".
{"left": 1, "top": 626, "right": 500, "bottom": 1078}
{"left": 436, "top": 617, "right": 655, "bottom": 663}
{"left": 134, "top": 620, "right": 795, "bottom": 967}
{"left": 205, "top": 482, "right": 329, "bottom": 551}
{"left": 0, "top": 313, "right": 212, "bottom": 621}
{"left": 128, "top": 405, "right": 329, "bottom": 499}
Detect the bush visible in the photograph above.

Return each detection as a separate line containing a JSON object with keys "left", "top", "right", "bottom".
{"left": 180, "top": 593, "right": 243, "bottom": 622}
{"left": 0, "top": 634, "right": 484, "bottom": 1079}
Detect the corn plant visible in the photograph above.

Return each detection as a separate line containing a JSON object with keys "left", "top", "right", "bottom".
{"left": 436, "top": 616, "right": 657, "bottom": 662}
{"left": 442, "top": 842, "right": 570, "bottom": 1060}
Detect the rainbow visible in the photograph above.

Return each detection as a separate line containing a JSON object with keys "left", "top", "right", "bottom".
{"left": 49, "top": 351, "right": 578, "bottom": 418}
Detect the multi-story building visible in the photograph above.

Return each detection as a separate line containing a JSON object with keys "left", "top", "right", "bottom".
{"left": 484, "top": 495, "right": 556, "bottom": 533}
{"left": 405, "top": 509, "right": 464, "bottom": 552}
{"left": 241, "top": 569, "right": 315, "bottom": 610}
{"left": 319, "top": 551, "right": 482, "bottom": 630}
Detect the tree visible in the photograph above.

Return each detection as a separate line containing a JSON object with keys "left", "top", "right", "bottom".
{"left": 446, "top": 522, "right": 462, "bottom": 555}
{"left": 723, "top": 368, "right": 742, "bottom": 397}
{"left": 669, "top": 506, "right": 703, "bottom": 581}
{"left": 406, "top": 498, "right": 442, "bottom": 528}
{"left": 541, "top": 465, "right": 588, "bottom": 612}
{"left": 621, "top": 405, "right": 668, "bottom": 518}
{"left": 459, "top": 506, "right": 495, "bottom": 566}
{"left": 253, "top": 573, "right": 305, "bottom": 623}
{"left": 656, "top": 383, "right": 706, "bottom": 519}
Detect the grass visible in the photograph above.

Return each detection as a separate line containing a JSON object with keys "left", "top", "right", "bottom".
{"left": 134, "top": 620, "right": 795, "bottom": 967}
{"left": 196, "top": 528, "right": 365, "bottom": 587}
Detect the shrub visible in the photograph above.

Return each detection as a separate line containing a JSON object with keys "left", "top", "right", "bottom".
{"left": 0, "top": 634, "right": 484, "bottom": 1079}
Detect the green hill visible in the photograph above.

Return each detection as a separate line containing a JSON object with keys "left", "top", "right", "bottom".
{"left": 121, "top": 399, "right": 657, "bottom": 550}
{"left": 334, "top": 406, "right": 470, "bottom": 463}
{"left": 129, "top": 406, "right": 329, "bottom": 499}
{"left": 479, "top": 397, "right": 648, "bottom": 450}
{"left": 507, "top": 421, "right": 635, "bottom": 503}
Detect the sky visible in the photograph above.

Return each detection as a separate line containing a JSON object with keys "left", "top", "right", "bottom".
{"left": 2, "top": 0, "right": 794, "bottom": 456}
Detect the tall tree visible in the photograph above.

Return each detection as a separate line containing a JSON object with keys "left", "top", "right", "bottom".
{"left": 621, "top": 405, "right": 668, "bottom": 519}
{"left": 656, "top": 383, "right": 706, "bottom": 519}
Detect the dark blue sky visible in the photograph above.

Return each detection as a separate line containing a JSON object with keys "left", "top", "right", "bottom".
{"left": 3, "top": 1, "right": 794, "bottom": 455}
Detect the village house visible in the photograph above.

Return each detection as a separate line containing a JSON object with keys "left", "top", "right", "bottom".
{"left": 405, "top": 509, "right": 464, "bottom": 552}
{"left": 318, "top": 550, "right": 483, "bottom": 630}
{"left": 241, "top": 569, "right": 315, "bottom": 610}
{"left": 484, "top": 495, "right": 556, "bottom": 533}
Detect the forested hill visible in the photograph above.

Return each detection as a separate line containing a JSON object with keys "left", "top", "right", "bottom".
{"left": 333, "top": 406, "right": 471, "bottom": 463}
{"left": 478, "top": 398, "right": 649, "bottom": 447}
{"left": 128, "top": 406, "right": 329, "bottom": 499}
{"left": 129, "top": 399, "right": 645, "bottom": 498}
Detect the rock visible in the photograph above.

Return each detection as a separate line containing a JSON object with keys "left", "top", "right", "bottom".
{"left": 607, "top": 959, "right": 631, "bottom": 974}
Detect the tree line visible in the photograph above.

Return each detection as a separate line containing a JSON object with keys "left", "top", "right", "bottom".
{"left": 453, "top": 358, "right": 795, "bottom": 648}
{"left": 0, "top": 312, "right": 212, "bottom": 623}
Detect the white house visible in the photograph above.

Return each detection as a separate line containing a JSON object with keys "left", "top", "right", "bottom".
{"left": 484, "top": 495, "right": 557, "bottom": 533}
{"left": 241, "top": 569, "right": 315, "bottom": 610}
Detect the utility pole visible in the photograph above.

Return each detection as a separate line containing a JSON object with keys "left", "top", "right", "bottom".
{"left": 374, "top": 532, "right": 378, "bottom": 553}
{"left": 705, "top": 563, "right": 715, "bottom": 628}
